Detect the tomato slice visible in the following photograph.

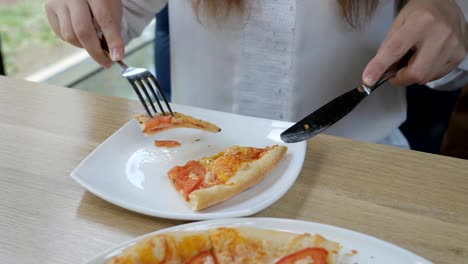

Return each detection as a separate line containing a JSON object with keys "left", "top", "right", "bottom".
{"left": 275, "top": 248, "right": 328, "bottom": 264}
{"left": 168, "top": 160, "right": 206, "bottom": 201}
{"left": 144, "top": 115, "right": 174, "bottom": 132}
{"left": 185, "top": 250, "right": 216, "bottom": 264}
{"left": 154, "top": 140, "right": 181, "bottom": 148}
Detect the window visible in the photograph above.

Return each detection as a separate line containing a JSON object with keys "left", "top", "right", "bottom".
{"left": 0, "top": 0, "right": 155, "bottom": 100}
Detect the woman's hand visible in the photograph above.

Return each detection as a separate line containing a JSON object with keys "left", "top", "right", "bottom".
{"left": 45, "top": 0, "right": 124, "bottom": 68}
{"left": 363, "top": 0, "right": 467, "bottom": 87}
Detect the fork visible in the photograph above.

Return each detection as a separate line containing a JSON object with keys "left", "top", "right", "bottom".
{"left": 98, "top": 32, "right": 174, "bottom": 118}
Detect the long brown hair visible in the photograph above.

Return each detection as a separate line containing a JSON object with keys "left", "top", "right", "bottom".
{"left": 193, "top": 0, "right": 380, "bottom": 28}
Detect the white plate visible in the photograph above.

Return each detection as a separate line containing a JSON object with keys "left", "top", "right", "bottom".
{"left": 86, "top": 217, "right": 431, "bottom": 264}
{"left": 71, "top": 103, "right": 306, "bottom": 220}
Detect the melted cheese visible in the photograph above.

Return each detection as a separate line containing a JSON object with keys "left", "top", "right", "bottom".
{"left": 209, "top": 228, "right": 269, "bottom": 263}
{"left": 199, "top": 146, "right": 270, "bottom": 185}
{"left": 203, "top": 172, "right": 215, "bottom": 185}
{"left": 174, "top": 234, "right": 211, "bottom": 260}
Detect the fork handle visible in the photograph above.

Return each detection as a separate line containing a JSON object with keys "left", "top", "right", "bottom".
{"left": 90, "top": 14, "right": 128, "bottom": 70}
{"left": 99, "top": 37, "right": 129, "bottom": 70}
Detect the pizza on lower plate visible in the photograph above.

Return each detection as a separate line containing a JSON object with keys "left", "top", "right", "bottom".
{"left": 168, "top": 145, "right": 287, "bottom": 211}
{"left": 107, "top": 227, "right": 341, "bottom": 264}
{"left": 135, "top": 112, "right": 221, "bottom": 135}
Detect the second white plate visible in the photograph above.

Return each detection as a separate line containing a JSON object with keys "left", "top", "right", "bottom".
{"left": 71, "top": 103, "right": 306, "bottom": 220}
{"left": 86, "top": 217, "right": 432, "bottom": 264}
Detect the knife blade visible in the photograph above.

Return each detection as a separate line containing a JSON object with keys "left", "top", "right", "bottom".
{"left": 280, "top": 50, "right": 414, "bottom": 143}
{"left": 280, "top": 87, "right": 368, "bottom": 143}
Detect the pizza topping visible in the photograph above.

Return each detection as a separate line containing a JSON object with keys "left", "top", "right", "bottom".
{"left": 189, "top": 173, "right": 200, "bottom": 179}
{"left": 154, "top": 140, "right": 181, "bottom": 148}
{"left": 111, "top": 236, "right": 169, "bottom": 263}
{"left": 109, "top": 227, "right": 339, "bottom": 264}
{"left": 275, "top": 248, "right": 328, "bottom": 264}
{"left": 168, "top": 160, "right": 206, "bottom": 201}
{"left": 197, "top": 146, "right": 272, "bottom": 185}
{"left": 136, "top": 112, "right": 221, "bottom": 135}
{"left": 202, "top": 172, "right": 215, "bottom": 186}
{"left": 209, "top": 228, "right": 268, "bottom": 263}
{"left": 185, "top": 250, "right": 216, "bottom": 264}
{"left": 210, "top": 146, "right": 268, "bottom": 184}
{"left": 144, "top": 114, "right": 174, "bottom": 132}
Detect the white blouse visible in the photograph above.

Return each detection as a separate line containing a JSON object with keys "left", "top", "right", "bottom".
{"left": 121, "top": 0, "right": 467, "bottom": 146}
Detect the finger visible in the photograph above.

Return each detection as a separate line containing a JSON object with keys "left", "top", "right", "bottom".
{"left": 446, "top": 36, "right": 467, "bottom": 67}
{"left": 69, "top": 0, "right": 112, "bottom": 68}
{"left": 362, "top": 21, "right": 420, "bottom": 86}
{"left": 55, "top": 7, "right": 82, "bottom": 48}
{"left": 427, "top": 47, "right": 462, "bottom": 81}
{"left": 88, "top": 0, "right": 124, "bottom": 61}
{"left": 426, "top": 47, "right": 466, "bottom": 81}
{"left": 390, "top": 31, "right": 466, "bottom": 86}
{"left": 390, "top": 40, "right": 443, "bottom": 86}
{"left": 44, "top": 1, "right": 62, "bottom": 39}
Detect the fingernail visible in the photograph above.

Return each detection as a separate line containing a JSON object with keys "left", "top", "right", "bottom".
{"left": 111, "top": 47, "right": 123, "bottom": 61}
{"left": 364, "top": 74, "right": 375, "bottom": 86}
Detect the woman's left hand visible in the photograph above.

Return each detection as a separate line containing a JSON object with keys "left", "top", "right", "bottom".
{"left": 363, "top": 0, "right": 467, "bottom": 87}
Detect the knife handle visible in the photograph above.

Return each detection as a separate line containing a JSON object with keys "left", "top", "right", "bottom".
{"left": 360, "top": 49, "right": 415, "bottom": 94}
{"left": 380, "top": 49, "right": 415, "bottom": 82}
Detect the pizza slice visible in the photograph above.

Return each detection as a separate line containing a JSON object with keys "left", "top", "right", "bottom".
{"left": 167, "top": 145, "right": 287, "bottom": 211}
{"left": 107, "top": 227, "right": 341, "bottom": 264}
{"left": 135, "top": 112, "right": 221, "bottom": 135}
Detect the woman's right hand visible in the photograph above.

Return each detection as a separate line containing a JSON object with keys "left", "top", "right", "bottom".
{"left": 45, "top": 0, "right": 124, "bottom": 68}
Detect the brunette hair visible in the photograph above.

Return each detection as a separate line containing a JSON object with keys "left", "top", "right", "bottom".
{"left": 338, "top": 0, "right": 380, "bottom": 27}
{"left": 193, "top": 0, "right": 380, "bottom": 28}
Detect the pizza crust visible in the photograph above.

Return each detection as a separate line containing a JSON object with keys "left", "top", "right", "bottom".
{"left": 188, "top": 145, "right": 287, "bottom": 211}
{"left": 135, "top": 112, "right": 221, "bottom": 135}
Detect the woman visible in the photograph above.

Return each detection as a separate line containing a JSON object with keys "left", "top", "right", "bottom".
{"left": 44, "top": 0, "right": 467, "bottom": 147}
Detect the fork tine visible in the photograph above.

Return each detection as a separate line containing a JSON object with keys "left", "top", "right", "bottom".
{"left": 142, "top": 77, "right": 166, "bottom": 116}
{"left": 148, "top": 75, "right": 174, "bottom": 116}
{"left": 136, "top": 79, "right": 159, "bottom": 115}
{"left": 129, "top": 80, "right": 154, "bottom": 118}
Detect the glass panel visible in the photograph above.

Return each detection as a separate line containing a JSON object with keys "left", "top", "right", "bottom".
{"left": 0, "top": 0, "right": 156, "bottom": 101}
{"left": 0, "top": 0, "right": 81, "bottom": 77}
{"left": 71, "top": 41, "right": 154, "bottom": 100}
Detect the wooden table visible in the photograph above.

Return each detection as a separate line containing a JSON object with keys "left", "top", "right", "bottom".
{"left": 1, "top": 76, "right": 467, "bottom": 264}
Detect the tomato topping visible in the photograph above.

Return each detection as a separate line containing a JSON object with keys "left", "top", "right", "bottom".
{"left": 184, "top": 250, "right": 216, "bottom": 264}
{"left": 154, "top": 140, "right": 181, "bottom": 148}
{"left": 144, "top": 115, "right": 174, "bottom": 132}
{"left": 168, "top": 161, "right": 206, "bottom": 201}
{"left": 275, "top": 248, "right": 328, "bottom": 264}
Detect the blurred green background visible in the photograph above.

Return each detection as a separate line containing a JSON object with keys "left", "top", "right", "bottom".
{"left": 0, "top": 0, "right": 79, "bottom": 77}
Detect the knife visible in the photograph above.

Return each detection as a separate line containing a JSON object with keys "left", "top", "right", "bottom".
{"left": 281, "top": 50, "right": 414, "bottom": 143}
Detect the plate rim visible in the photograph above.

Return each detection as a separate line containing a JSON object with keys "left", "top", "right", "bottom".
{"left": 70, "top": 106, "right": 307, "bottom": 220}
{"left": 85, "top": 217, "right": 432, "bottom": 264}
